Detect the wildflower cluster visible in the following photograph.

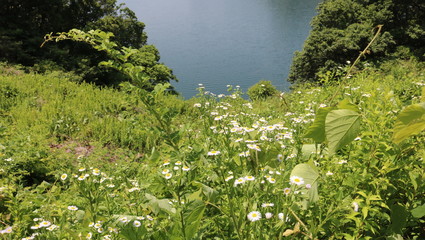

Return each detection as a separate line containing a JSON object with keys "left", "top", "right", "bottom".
{"left": 160, "top": 159, "right": 191, "bottom": 180}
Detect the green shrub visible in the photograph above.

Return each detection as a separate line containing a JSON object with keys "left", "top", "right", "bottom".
{"left": 247, "top": 80, "right": 279, "bottom": 101}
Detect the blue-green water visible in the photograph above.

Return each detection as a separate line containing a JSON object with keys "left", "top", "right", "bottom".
{"left": 119, "top": 0, "right": 320, "bottom": 98}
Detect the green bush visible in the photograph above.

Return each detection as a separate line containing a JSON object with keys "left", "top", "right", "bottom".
{"left": 247, "top": 80, "right": 279, "bottom": 101}
{"left": 288, "top": 0, "right": 425, "bottom": 84}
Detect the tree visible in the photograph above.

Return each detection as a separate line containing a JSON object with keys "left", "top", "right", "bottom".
{"left": 0, "top": 0, "right": 176, "bottom": 86}
{"left": 288, "top": 0, "right": 425, "bottom": 84}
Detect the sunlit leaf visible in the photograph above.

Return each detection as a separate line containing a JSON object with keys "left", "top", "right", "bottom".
{"left": 145, "top": 193, "right": 176, "bottom": 215}
{"left": 337, "top": 99, "right": 359, "bottom": 112}
{"left": 411, "top": 204, "right": 425, "bottom": 218}
{"left": 325, "top": 109, "right": 361, "bottom": 154}
{"left": 298, "top": 144, "right": 326, "bottom": 160}
{"left": 304, "top": 107, "right": 336, "bottom": 143}
{"left": 290, "top": 163, "right": 319, "bottom": 203}
{"left": 393, "top": 103, "right": 425, "bottom": 144}
{"left": 184, "top": 200, "right": 206, "bottom": 239}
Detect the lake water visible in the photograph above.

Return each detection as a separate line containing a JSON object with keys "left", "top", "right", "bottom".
{"left": 119, "top": 0, "right": 320, "bottom": 98}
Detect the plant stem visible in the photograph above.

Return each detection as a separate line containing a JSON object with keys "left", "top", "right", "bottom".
{"left": 328, "top": 25, "right": 383, "bottom": 105}
{"left": 288, "top": 208, "right": 314, "bottom": 239}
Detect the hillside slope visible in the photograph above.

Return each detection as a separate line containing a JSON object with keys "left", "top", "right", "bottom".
{"left": 1, "top": 60, "right": 424, "bottom": 239}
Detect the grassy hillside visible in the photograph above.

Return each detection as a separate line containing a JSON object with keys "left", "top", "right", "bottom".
{"left": 1, "top": 60, "right": 424, "bottom": 239}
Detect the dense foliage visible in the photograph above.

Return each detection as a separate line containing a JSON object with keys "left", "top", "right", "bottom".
{"left": 1, "top": 1, "right": 425, "bottom": 239}
{"left": 288, "top": 0, "right": 425, "bottom": 83}
{"left": 247, "top": 80, "right": 279, "bottom": 101}
{"left": 1, "top": 59, "right": 425, "bottom": 239}
{"left": 0, "top": 0, "right": 176, "bottom": 86}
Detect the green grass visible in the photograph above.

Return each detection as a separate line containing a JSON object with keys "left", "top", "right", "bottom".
{"left": 1, "top": 59, "right": 424, "bottom": 239}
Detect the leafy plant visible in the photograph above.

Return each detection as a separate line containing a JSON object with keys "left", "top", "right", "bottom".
{"left": 1, "top": 59, "right": 425, "bottom": 239}
{"left": 247, "top": 80, "right": 279, "bottom": 101}
{"left": 393, "top": 102, "right": 425, "bottom": 144}
{"left": 304, "top": 100, "right": 362, "bottom": 154}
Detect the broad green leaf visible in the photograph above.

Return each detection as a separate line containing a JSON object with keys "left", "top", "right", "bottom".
{"left": 337, "top": 99, "right": 359, "bottom": 112}
{"left": 408, "top": 172, "right": 418, "bottom": 190}
{"left": 325, "top": 109, "right": 361, "bottom": 154}
{"left": 75, "top": 210, "right": 86, "bottom": 221}
{"left": 170, "top": 220, "right": 184, "bottom": 240}
{"left": 411, "top": 203, "right": 425, "bottom": 218}
{"left": 145, "top": 193, "right": 176, "bottom": 215}
{"left": 395, "top": 103, "right": 425, "bottom": 124}
{"left": 304, "top": 107, "right": 336, "bottom": 143}
{"left": 187, "top": 188, "right": 203, "bottom": 202}
{"left": 258, "top": 148, "right": 280, "bottom": 166}
{"left": 362, "top": 206, "right": 369, "bottom": 219}
{"left": 147, "top": 147, "right": 160, "bottom": 163}
{"left": 290, "top": 163, "right": 319, "bottom": 203}
{"left": 184, "top": 200, "right": 206, "bottom": 239}
{"left": 390, "top": 204, "right": 408, "bottom": 234}
{"left": 298, "top": 144, "right": 326, "bottom": 160}
{"left": 393, "top": 103, "right": 425, "bottom": 144}
{"left": 192, "top": 182, "right": 219, "bottom": 203}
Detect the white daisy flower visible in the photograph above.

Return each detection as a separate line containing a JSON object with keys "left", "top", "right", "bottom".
{"left": 234, "top": 177, "right": 245, "bottom": 186}
{"left": 162, "top": 160, "right": 171, "bottom": 166}
{"left": 261, "top": 203, "right": 274, "bottom": 208}
{"left": 182, "top": 166, "right": 190, "bottom": 171}
{"left": 30, "top": 224, "right": 40, "bottom": 230}
{"left": 78, "top": 175, "right": 87, "bottom": 181}
{"left": 94, "top": 222, "right": 102, "bottom": 229}
{"left": 244, "top": 176, "right": 255, "bottom": 181}
{"left": 60, "top": 173, "right": 68, "bottom": 181}
{"left": 133, "top": 220, "right": 141, "bottom": 227}
{"left": 352, "top": 202, "right": 359, "bottom": 212}
{"left": 128, "top": 187, "right": 140, "bottom": 192}
{"left": 267, "top": 177, "right": 276, "bottom": 184}
{"left": 68, "top": 205, "right": 78, "bottom": 211}
{"left": 46, "top": 224, "right": 59, "bottom": 231}
{"left": 278, "top": 213, "right": 284, "bottom": 220}
{"left": 277, "top": 154, "right": 284, "bottom": 162}
{"left": 290, "top": 176, "right": 304, "bottom": 185}
{"left": 239, "top": 151, "right": 250, "bottom": 157}
{"left": 265, "top": 212, "right": 273, "bottom": 219}
{"left": 225, "top": 176, "right": 234, "bottom": 182}
{"left": 247, "top": 211, "right": 262, "bottom": 222}
{"left": 92, "top": 168, "right": 100, "bottom": 175}
{"left": 39, "top": 221, "right": 51, "bottom": 227}
{"left": 207, "top": 150, "right": 221, "bottom": 156}
{"left": 247, "top": 144, "right": 261, "bottom": 151}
